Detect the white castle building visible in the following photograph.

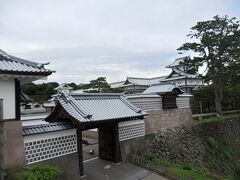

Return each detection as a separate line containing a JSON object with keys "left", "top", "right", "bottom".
{"left": 110, "top": 56, "right": 203, "bottom": 94}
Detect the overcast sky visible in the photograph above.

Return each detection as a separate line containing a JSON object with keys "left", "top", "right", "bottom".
{"left": 0, "top": 0, "right": 239, "bottom": 84}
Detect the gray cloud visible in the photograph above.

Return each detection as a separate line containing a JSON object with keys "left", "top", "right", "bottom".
{"left": 0, "top": 0, "right": 239, "bottom": 83}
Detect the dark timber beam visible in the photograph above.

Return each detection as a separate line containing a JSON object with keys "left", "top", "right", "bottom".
{"left": 113, "top": 123, "right": 121, "bottom": 163}
{"left": 15, "top": 79, "right": 20, "bottom": 120}
{"left": 76, "top": 128, "right": 84, "bottom": 176}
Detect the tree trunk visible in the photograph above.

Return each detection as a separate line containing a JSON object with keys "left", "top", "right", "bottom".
{"left": 213, "top": 80, "right": 223, "bottom": 116}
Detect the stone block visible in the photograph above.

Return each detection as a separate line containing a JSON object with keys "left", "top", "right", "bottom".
{"left": 3, "top": 120, "right": 26, "bottom": 169}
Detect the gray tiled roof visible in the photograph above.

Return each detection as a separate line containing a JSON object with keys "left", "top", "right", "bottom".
{"left": 22, "top": 122, "right": 75, "bottom": 136}
{"left": 143, "top": 83, "right": 182, "bottom": 94}
{"left": 0, "top": 49, "right": 53, "bottom": 75}
{"left": 166, "top": 56, "right": 189, "bottom": 68}
{"left": 47, "top": 93, "right": 146, "bottom": 123}
{"left": 123, "top": 76, "right": 166, "bottom": 86}
{"left": 171, "top": 68, "right": 197, "bottom": 78}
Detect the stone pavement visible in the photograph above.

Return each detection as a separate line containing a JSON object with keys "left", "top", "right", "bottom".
{"left": 81, "top": 157, "right": 168, "bottom": 180}
{"left": 58, "top": 151, "right": 167, "bottom": 180}
{"left": 59, "top": 137, "right": 167, "bottom": 180}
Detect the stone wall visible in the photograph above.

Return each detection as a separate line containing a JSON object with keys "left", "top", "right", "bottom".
{"left": 32, "top": 153, "right": 80, "bottom": 180}
{"left": 145, "top": 107, "right": 193, "bottom": 135}
{"left": 82, "top": 129, "right": 98, "bottom": 139}
{"left": 149, "top": 116, "right": 240, "bottom": 175}
{"left": 119, "top": 107, "right": 193, "bottom": 162}
{"left": 120, "top": 136, "right": 147, "bottom": 162}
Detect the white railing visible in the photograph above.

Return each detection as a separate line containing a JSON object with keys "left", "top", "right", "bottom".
{"left": 193, "top": 109, "right": 240, "bottom": 118}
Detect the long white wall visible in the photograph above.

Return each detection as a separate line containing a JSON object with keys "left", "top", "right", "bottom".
{"left": 0, "top": 79, "right": 15, "bottom": 119}
{"left": 24, "top": 129, "right": 77, "bottom": 164}
{"left": 127, "top": 95, "right": 190, "bottom": 111}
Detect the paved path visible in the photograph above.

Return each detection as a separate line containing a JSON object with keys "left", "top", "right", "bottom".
{"left": 59, "top": 152, "right": 167, "bottom": 180}
{"left": 81, "top": 156, "right": 167, "bottom": 180}
{"left": 60, "top": 139, "right": 167, "bottom": 180}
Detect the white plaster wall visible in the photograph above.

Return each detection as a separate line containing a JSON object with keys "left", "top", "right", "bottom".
{"left": 176, "top": 79, "right": 186, "bottom": 86}
{"left": 0, "top": 79, "right": 15, "bottom": 119}
{"left": 118, "top": 120, "right": 145, "bottom": 141}
{"left": 23, "top": 129, "right": 77, "bottom": 164}
{"left": 187, "top": 79, "right": 203, "bottom": 85}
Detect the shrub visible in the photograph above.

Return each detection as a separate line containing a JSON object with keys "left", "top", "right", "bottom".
{"left": 143, "top": 151, "right": 156, "bottom": 161}
{"left": 207, "top": 137, "right": 216, "bottom": 148}
{"left": 6, "top": 164, "right": 61, "bottom": 180}
{"left": 182, "top": 164, "right": 192, "bottom": 170}
{"left": 235, "top": 161, "right": 240, "bottom": 177}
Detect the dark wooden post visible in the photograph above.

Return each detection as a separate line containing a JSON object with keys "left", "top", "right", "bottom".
{"left": 15, "top": 79, "right": 20, "bottom": 120}
{"left": 113, "top": 123, "right": 121, "bottom": 163}
{"left": 0, "top": 99, "right": 4, "bottom": 180}
{"left": 76, "top": 128, "right": 84, "bottom": 176}
{"left": 184, "top": 78, "right": 187, "bottom": 93}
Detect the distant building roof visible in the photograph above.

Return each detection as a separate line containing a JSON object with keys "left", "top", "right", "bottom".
{"left": 43, "top": 103, "right": 55, "bottom": 108}
{"left": 161, "top": 67, "right": 198, "bottom": 82}
{"left": 71, "top": 89, "right": 85, "bottom": 94}
{"left": 123, "top": 76, "right": 167, "bottom": 86}
{"left": 22, "top": 122, "right": 75, "bottom": 136}
{"left": 109, "top": 81, "right": 125, "bottom": 88}
{"left": 21, "top": 113, "right": 49, "bottom": 121}
{"left": 171, "top": 68, "right": 197, "bottom": 78}
{"left": 143, "top": 83, "right": 182, "bottom": 95}
{"left": 123, "top": 77, "right": 151, "bottom": 86}
{"left": 149, "top": 76, "right": 168, "bottom": 84}
{"left": 46, "top": 93, "right": 146, "bottom": 125}
{"left": 55, "top": 83, "right": 73, "bottom": 91}
{"left": 0, "top": 49, "right": 54, "bottom": 76}
{"left": 166, "top": 56, "right": 189, "bottom": 68}
{"left": 20, "top": 91, "right": 32, "bottom": 103}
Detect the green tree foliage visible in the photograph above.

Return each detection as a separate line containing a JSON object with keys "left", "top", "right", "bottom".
{"left": 83, "top": 77, "right": 123, "bottom": 93}
{"left": 88, "top": 77, "right": 111, "bottom": 92}
{"left": 192, "top": 85, "right": 215, "bottom": 114}
{"left": 178, "top": 15, "right": 240, "bottom": 115}
{"left": 21, "top": 77, "right": 123, "bottom": 103}
{"left": 192, "top": 84, "right": 240, "bottom": 114}
{"left": 21, "top": 82, "right": 59, "bottom": 103}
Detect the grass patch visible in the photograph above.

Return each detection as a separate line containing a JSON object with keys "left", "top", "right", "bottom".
{"left": 195, "top": 112, "right": 240, "bottom": 124}
{"left": 203, "top": 136, "right": 239, "bottom": 177}
{"left": 143, "top": 152, "right": 223, "bottom": 180}
{"left": 170, "top": 167, "right": 219, "bottom": 180}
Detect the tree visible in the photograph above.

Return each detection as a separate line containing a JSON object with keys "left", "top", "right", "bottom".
{"left": 21, "top": 82, "right": 59, "bottom": 103}
{"left": 83, "top": 77, "right": 123, "bottom": 93}
{"left": 88, "top": 77, "right": 111, "bottom": 93}
{"left": 178, "top": 15, "right": 240, "bottom": 116}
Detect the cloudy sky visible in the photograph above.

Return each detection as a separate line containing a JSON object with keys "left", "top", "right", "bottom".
{"left": 0, "top": 0, "right": 239, "bottom": 84}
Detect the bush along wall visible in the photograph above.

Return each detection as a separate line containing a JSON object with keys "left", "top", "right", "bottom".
{"left": 148, "top": 116, "right": 240, "bottom": 178}
{"left": 6, "top": 164, "right": 61, "bottom": 180}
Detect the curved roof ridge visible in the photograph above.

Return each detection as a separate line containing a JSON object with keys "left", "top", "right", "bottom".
{"left": 0, "top": 49, "right": 54, "bottom": 76}
{"left": 46, "top": 93, "right": 146, "bottom": 124}
{"left": 0, "top": 49, "right": 43, "bottom": 67}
